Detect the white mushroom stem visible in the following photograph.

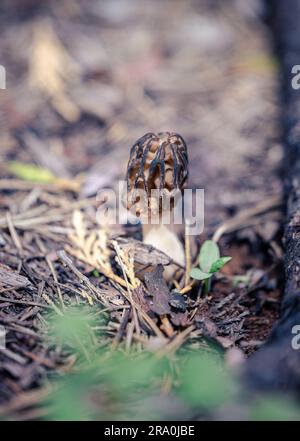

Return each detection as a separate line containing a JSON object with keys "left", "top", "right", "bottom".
{"left": 142, "top": 222, "right": 185, "bottom": 281}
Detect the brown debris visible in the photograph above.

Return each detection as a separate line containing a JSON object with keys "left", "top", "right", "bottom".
{"left": 0, "top": 264, "right": 31, "bottom": 290}
{"left": 115, "top": 237, "right": 172, "bottom": 267}
{"left": 144, "top": 265, "right": 171, "bottom": 316}
{"left": 0, "top": 0, "right": 284, "bottom": 417}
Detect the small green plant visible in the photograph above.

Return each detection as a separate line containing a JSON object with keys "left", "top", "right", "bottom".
{"left": 190, "top": 240, "right": 232, "bottom": 294}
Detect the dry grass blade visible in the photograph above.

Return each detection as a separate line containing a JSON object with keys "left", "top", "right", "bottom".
{"left": 0, "top": 178, "right": 80, "bottom": 193}
{"left": 184, "top": 220, "right": 191, "bottom": 286}
{"left": 0, "top": 388, "right": 51, "bottom": 417}
{"left": 212, "top": 195, "right": 282, "bottom": 243}
{"left": 6, "top": 212, "right": 23, "bottom": 252}
{"left": 0, "top": 264, "right": 31, "bottom": 289}
{"left": 45, "top": 257, "right": 65, "bottom": 310}
{"left": 67, "top": 210, "right": 129, "bottom": 288}
{"left": 0, "top": 296, "right": 51, "bottom": 309}
{"left": 57, "top": 250, "right": 109, "bottom": 307}
{"left": 156, "top": 325, "right": 195, "bottom": 358}
{"left": 112, "top": 241, "right": 141, "bottom": 348}
{"left": 41, "top": 292, "right": 64, "bottom": 316}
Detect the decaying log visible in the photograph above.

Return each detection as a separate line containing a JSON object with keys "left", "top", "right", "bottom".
{"left": 244, "top": 0, "right": 300, "bottom": 394}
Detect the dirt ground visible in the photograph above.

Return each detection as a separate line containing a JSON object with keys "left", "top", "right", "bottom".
{"left": 0, "top": 0, "right": 285, "bottom": 419}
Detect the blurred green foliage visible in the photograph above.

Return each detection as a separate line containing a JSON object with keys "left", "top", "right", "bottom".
{"left": 251, "top": 397, "right": 300, "bottom": 421}
{"left": 42, "top": 306, "right": 300, "bottom": 421}
{"left": 178, "top": 352, "right": 234, "bottom": 409}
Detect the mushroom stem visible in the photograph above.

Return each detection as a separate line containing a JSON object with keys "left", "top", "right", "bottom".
{"left": 142, "top": 223, "right": 185, "bottom": 280}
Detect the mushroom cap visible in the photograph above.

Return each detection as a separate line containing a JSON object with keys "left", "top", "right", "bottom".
{"left": 125, "top": 132, "right": 188, "bottom": 217}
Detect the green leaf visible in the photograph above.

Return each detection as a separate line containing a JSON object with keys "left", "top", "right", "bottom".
{"left": 251, "top": 397, "right": 300, "bottom": 421}
{"left": 92, "top": 269, "right": 100, "bottom": 277}
{"left": 232, "top": 274, "right": 251, "bottom": 288}
{"left": 179, "top": 352, "right": 233, "bottom": 409}
{"left": 8, "top": 161, "right": 56, "bottom": 183}
{"left": 199, "top": 240, "right": 220, "bottom": 272}
{"left": 190, "top": 267, "right": 212, "bottom": 280}
{"left": 209, "top": 256, "right": 232, "bottom": 273}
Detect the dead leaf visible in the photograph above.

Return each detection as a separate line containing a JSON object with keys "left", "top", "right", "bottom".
{"left": 132, "top": 284, "right": 153, "bottom": 316}
{"left": 144, "top": 265, "right": 171, "bottom": 316}
{"left": 116, "top": 237, "right": 172, "bottom": 267}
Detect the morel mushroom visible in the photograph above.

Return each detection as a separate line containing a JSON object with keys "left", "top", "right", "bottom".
{"left": 125, "top": 132, "right": 188, "bottom": 278}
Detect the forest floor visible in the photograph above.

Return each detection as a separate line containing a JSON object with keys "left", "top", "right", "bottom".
{"left": 0, "top": 0, "right": 287, "bottom": 420}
